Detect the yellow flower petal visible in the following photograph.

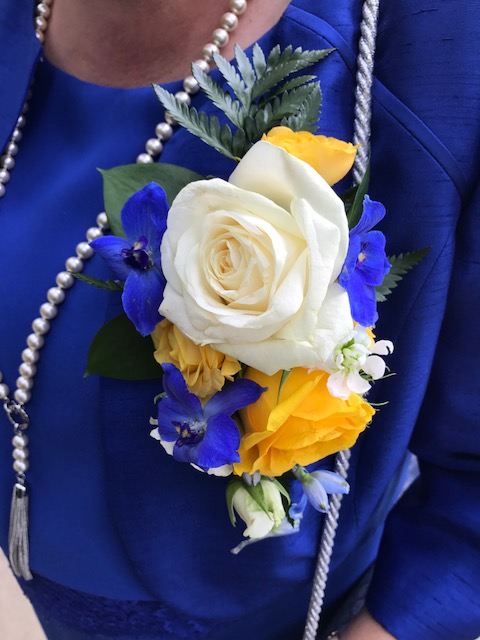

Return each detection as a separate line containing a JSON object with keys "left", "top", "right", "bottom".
{"left": 263, "top": 126, "right": 359, "bottom": 186}
{"left": 151, "top": 319, "right": 241, "bottom": 399}
{"left": 235, "top": 367, "right": 374, "bottom": 477}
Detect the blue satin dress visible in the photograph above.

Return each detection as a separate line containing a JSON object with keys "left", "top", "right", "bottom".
{"left": 1, "top": 1, "right": 480, "bottom": 639}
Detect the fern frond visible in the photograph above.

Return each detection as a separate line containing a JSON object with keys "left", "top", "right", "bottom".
{"left": 252, "top": 47, "right": 333, "bottom": 99}
{"left": 260, "top": 74, "right": 318, "bottom": 105}
{"left": 281, "top": 83, "right": 322, "bottom": 132}
{"left": 234, "top": 44, "right": 256, "bottom": 94}
{"left": 376, "top": 248, "right": 431, "bottom": 302}
{"left": 213, "top": 54, "right": 249, "bottom": 106}
{"left": 153, "top": 85, "right": 237, "bottom": 159}
{"left": 275, "top": 83, "right": 319, "bottom": 121}
{"left": 231, "top": 128, "right": 248, "bottom": 158}
{"left": 251, "top": 43, "right": 267, "bottom": 78}
{"left": 191, "top": 64, "right": 245, "bottom": 129}
{"left": 73, "top": 273, "right": 124, "bottom": 291}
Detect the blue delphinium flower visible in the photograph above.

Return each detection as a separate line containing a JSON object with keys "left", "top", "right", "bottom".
{"left": 288, "top": 478, "right": 308, "bottom": 523}
{"left": 90, "top": 183, "right": 168, "bottom": 336}
{"left": 292, "top": 466, "right": 349, "bottom": 513}
{"left": 154, "top": 363, "right": 265, "bottom": 472}
{"left": 338, "top": 196, "right": 391, "bottom": 327}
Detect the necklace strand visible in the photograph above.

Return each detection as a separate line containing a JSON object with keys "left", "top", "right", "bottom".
{"left": 0, "top": 0, "right": 248, "bottom": 581}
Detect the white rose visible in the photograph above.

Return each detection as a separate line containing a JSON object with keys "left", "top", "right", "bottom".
{"left": 160, "top": 141, "right": 352, "bottom": 375}
{"left": 231, "top": 479, "right": 286, "bottom": 540}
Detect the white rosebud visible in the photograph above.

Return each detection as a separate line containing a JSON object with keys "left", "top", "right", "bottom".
{"left": 231, "top": 478, "right": 286, "bottom": 539}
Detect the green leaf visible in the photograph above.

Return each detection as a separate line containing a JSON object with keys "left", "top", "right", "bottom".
{"left": 72, "top": 273, "right": 124, "bottom": 292}
{"left": 243, "top": 115, "right": 258, "bottom": 143}
{"left": 281, "top": 83, "right": 322, "bottom": 132}
{"left": 153, "top": 47, "right": 334, "bottom": 159}
{"left": 191, "top": 64, "right": 245, "bottom": 129}
{"left": 276, "top": 83, "right": 319, "bottom": 120}
{"left": 260, "top": 74, "right": 318, "bottom": 105}
{"left": 220, "top": 122, "right": 234, "bottom": 149}
{"left": 346, "top": 163, "right": 370, "bottom": 229}
{"left": 252, "top": 47, "right": 333, "bottom": 99}
{"left": 232, "top": 128, "right": 248, "bottom": 158}
{"left": 247, "top": 482, "right": 271, "bottom": 516}
{"left": 376, "top": 248, "right": 431, "bottom": 302}
{"left": 271, "top": 478, "right": 291, "bottom": 505}
{"left": 153, "top": 85, "right": 238, "bottom": 159}
{"left": 85, "top": 313, "right": 163, "bottom": 380}
{"left": 100, "top": 163, "right": 204, "bottom": 237}
{"left": 226, "top": 478, "right": 243, "bottom": 526}
{"left": 212, "top": 54, "right": 249, "bottom": 106}
{"left": 277, "top": 369, "right": 291, "bottom": 403}
{"left": 251, "top": 43, "right": 267, "bottom": 79}
{"left": 340, "top": 185, "right": 358, "bottom": 215}
{"left": 246, "top": 477, "right": 291, "bottom": 513}
{"left": 234, "top": 44, "right": 256, "bottom": 95}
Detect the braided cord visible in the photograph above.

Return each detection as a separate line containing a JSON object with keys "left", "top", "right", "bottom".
{"left": 352, "top": 0, "right": 381, "bottom": 186}
{"left": 302, "top": 450, "right": 351, "bottom": 640}
{"left": 303, "top": 2, "right": 381, "bottom": 638}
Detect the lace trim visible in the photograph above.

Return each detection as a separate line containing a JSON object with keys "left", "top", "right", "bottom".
{"left": 21, "top": 574, "right": 211, "bottom": 638}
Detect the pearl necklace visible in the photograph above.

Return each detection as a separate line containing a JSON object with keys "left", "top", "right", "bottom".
{"left": 0, "top": 0, "right": 248, "bottom": 581}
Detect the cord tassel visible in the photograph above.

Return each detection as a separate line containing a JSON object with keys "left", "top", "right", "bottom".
{"left": 8, "top": 483, "right": 33, "bottom": 580}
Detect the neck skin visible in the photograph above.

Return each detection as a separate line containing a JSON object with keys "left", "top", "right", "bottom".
{"left": 43, "top": 0, "right": 291, "bottom": 88}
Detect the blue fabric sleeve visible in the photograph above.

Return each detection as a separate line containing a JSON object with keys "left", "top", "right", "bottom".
{"left": 367, "top": 181, "right": 480, "bottom": 639}
{"left": 365, "top": 2, "right": 480, "bottom": 638}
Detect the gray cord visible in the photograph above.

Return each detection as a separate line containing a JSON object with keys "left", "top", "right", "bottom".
{"left": 352, "top": 0, "right": 381, "bottom": 186}
{"left": 303, "top": 2, "right": 381, "bottom": 638}
{"left": 303, "top": 450, "right": 351, "bottom": 640}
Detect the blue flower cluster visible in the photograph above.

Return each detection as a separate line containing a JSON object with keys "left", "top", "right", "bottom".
{"left": 91, "top": 183, "right": 168, "bottom": 336}
{"left": 155, "top": 364, "right": 265, "bottom": 471}
{"left": 339, "top": 196, "right": 391, "bottom": 327}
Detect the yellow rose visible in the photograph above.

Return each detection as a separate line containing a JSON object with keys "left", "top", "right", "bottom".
{"left": 262, "top": 126, "right": 358, "bottom": 186}
{"left": 152, "top": 319, "right": 241, "bottom": 398}
{"left": 235, "top": 367, "right": 374, "bottom": 477}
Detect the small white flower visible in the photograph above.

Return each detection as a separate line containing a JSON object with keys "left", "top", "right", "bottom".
{"left": 231, "top": 478, "right": 286, "bottom": 540}
{"left": 326, "top": 326, "right": 393, "bottom": 399}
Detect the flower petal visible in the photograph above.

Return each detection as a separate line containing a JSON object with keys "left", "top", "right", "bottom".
{"left": 327, "top": 371, "right": 352, "bottom": 400}
{"left": 352, "top": 196, "right": 386, "bottom": 236}
{"left": 310, "top": 470, "right": 350, "bottom": 495}
{"left": 156, "top": 399, "right": 191, "bottom": 441}
{"left": 122, "top": 267, "right": 165, "bottom": 336}
{"left": 338, "top": 234, "right": 361, "bottom": 283}
{"left": 345, "top": 272, "right": 378, "bottom": 327}
{"left": 362, "top": 354, "right": 386, "bottom": 379}
{"left": 231, "top": 489, "right": 276, "bottom": 540}
{"left": 121, "top": 182, "right": 169, "bottom": 247}
{"left": 371, "top": 339, "right": 394, "bottom": 355}
{"left": 161, "top": 363, "right": 203, "bottom": 419}
{"left": 303, "top": 477, "right": 329, "bottom": 512}
{"left": 204, "top": 378, "right": 265, "bottom": 419}
{"left": 357, "top": 231, "right": 390, "bottom": 286}
{"left": 160, "top": 439, "right": 175, "bottom": 455}
{"left": 89, "top": 235, "right": 132, "bottom": 280}
{"left": 196, "top": 413, "right": 241, "bottom": 468}
{"left": 205, "top": 464, "right": 233, "bottom": 477}
{"left": 346, "top": 371, "right": 371, "bottom": 395}
{"left": 288, "top": 482, "right": 308, "bottom": 522}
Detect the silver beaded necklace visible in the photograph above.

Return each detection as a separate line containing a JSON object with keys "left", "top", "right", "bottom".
{"left": 0, "top": 0, "right": 249, "bottom": 582}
